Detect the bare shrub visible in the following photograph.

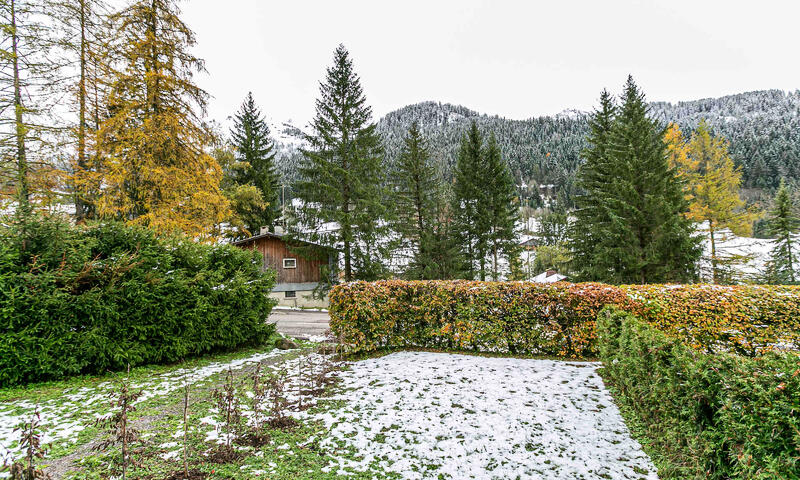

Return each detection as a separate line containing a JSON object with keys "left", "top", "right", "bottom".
{"left": 1, "top": 406, "right": 51, "bottom": 480}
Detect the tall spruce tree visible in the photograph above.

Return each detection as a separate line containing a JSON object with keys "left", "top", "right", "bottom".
{"left": 451, "top": 121, "right": 487, "bottom": 279}
{"left": 230, "top": 92, "right": 280, "bottom": 234}
{"left": 767, "top": 180, "right": 798, "bottom": 283}
{"left": 418, "top": 184, "right": 463, "bottom": 279}
{"left": 484, "top": 132, "right": 520, "bottom": 280}
{"left": 391, "top": 121, "right": 441, "bottom": 279}
{"left": 569, "top": 90, "right": 617, "bottom": 280}
{"left": 293, "top": 44, "right": 389, "bottom": 282}
{"left": 571, "top": 77, "right": 700, "bottom": 284}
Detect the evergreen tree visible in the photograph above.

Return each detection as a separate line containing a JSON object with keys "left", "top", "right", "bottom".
{"left": 229, "top": 92, "right": 280, "bottom": 234}
{"left": 391, "top": 122, "right": 442, "bottom": 279}
{"left": 571, "top": 77, "right": 700, "bottom": 284}
{"left": 767, "top": 180, "right": 798, "bottom": 283}
{"left": 569, "top": 90, "right": 617, "bottom": 280}
{"left": 451, "top": 121, "right": 486, "bottom": 279}
{"left": 538, "top": 207, "right": 569, "bottom": 247}
{"left": 416, "top": 183, "right": 463, "bottom": 279}
{"left": 484, "top": 132, "right": 520, "bottom": 280}
{"left": 293, "top": 44, "right": 389, "bottom": 282}
{"left": 96, "top": 0, "right": 229, "bottom": 239}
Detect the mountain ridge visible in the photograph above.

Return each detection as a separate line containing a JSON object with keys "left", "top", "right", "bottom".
{"left": 276, "top": 89, "right": 800, "bottom": 207}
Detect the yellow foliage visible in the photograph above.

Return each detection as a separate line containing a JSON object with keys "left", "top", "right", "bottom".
{"left": 94, "top": 0, "right": 230, "bottom": 240}
{"left": 665, "top": 120, "right": 759, "bottom": 282}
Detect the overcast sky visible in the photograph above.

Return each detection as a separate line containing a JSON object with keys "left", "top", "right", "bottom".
{"left": 181, "top": 0, "right": 800, "bottom": 129}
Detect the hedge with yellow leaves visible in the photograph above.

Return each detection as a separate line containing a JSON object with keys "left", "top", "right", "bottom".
{"left": 329, "top": 280, "right": 800, "bottom": 357}
{"left": 622, "top": 284, "right": 800, "bottom": 357}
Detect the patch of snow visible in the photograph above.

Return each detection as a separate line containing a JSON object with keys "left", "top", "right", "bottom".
{"left": 0, "top": 348, "right": 291, "bottom": 464}
{"left": 311, "top": 352, "right": 657, "bottom": 480}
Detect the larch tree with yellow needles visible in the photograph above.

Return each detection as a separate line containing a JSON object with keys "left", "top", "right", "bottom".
{"left": 666, "top": 120, "right": 757, "bottom": 283}
{"left": 96, "top": 0, "right": 229, "bottom": 239}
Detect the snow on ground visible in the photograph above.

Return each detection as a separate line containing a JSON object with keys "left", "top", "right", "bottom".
{"left": 312, "top": 352, "right": 658, "bottom": 480}
{"left": 696, "top": 227, "right": 780, "bottom": 281}
{"left": 0, "top": 348, "right": 292, "bottom": 464}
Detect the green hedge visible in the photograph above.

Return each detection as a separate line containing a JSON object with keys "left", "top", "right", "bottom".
{"left": 0, "top": 215, "right": 277, "bottom": 387}
{"left": 597, "top": 307, "right": 800, "bottom": 479}
{"left": 329, "top": 280, "right": 631, "bottom": 357}
{"left": 330, "top": 280, "right": 800, "bottom": 357}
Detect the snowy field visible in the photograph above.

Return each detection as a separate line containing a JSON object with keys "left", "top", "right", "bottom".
{"left": 313, "top": 352, "right": 658, "bottom": 480}
{"left": 2, "top": 347, "right": 660, "bottom": 479}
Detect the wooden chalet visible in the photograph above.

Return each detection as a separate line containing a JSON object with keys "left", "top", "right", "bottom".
{"left": 232, "top": 228, "right": 336, "bottom": 308}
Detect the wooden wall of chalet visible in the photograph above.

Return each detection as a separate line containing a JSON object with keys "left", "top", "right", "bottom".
{"left": 240, "top": 236, "right": 326, "bottom": 284}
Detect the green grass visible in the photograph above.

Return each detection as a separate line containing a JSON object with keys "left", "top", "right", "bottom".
{"left": 3, "top": 338, "right": 393, "bottom": 479}
{"left": 0, "top": 339, "right": 288, "bottom": 403}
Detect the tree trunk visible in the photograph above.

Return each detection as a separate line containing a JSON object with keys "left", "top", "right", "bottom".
{"left": 709, "top": 222, "right": 718, "bottom": 284}
{"left": 10, "top": 0, "right": 30, "bottom": 215}
{"left": 492, "top": 239, "right": 499, "bottom": 280}
{"left": 786, "top": 233, "right": 795, "bottom": 283}
{"left": 75, "top": 0, "right": 89, "bottom": 220}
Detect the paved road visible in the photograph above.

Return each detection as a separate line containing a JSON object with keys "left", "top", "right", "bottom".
{"left": 268, "top": 309, "right": 331, "bottom": 339}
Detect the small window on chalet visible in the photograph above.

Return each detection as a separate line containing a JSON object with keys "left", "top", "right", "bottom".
{"left": 285, "top": 290, "right": 296, "bottom": 298}
{"left": 283, "top": 258, "right": 297, "bottom": 269}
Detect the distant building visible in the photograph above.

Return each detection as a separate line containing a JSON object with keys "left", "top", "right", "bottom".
{"left": 519, "top": 235, "right": 540, "bottom": 251}
{"left": 532, "top": 269, "right": 567, "bottom": 283}
{"left": 232, "top": 227, "right": 336, "bottom": 309}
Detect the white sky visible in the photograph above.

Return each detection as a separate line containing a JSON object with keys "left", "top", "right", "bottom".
{"left": 182, "top": 0, "right": 800, "bottom": 129}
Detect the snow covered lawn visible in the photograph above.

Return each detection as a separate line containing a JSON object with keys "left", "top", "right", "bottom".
{"left": 313, "top": 352, "right": 658, "bottom": 479}
{"left": 0, "top": 348, "right": 292, "bottom": 464}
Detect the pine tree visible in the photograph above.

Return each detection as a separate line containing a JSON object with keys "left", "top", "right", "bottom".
{"left": 229, "top": 92, "right": 280, "bottom": 235}
{"left": 767, "top": 180, "right": 798, "bottom": 283}
{"left": 293, "top": 44, "right": 389, "bottom": 282}
{"left": 95, "top": 0, "right": 229, "bottom": 239}
{"left": 391, "top": 121, "right": 441, "bottom": 279}
{"left": 484, "top": 132, "right": 520, "bottom": 280}
{"left": 571, "top": 77, "right": 700, "bottom": 284}
{"left": 667, "top": 120, "right": 756, "bottom": 283}
{"left": 451, "top": 121, "right": 486, "bottom": 279}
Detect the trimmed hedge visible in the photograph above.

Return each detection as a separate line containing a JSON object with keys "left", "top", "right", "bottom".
{"left": 329, "top": 280, "right": 800, "bottom": 356}
{"left": 623, "top": 284, "right": 800, "bottom": 356}
{"left": 598, "top": 307, "right": 800, "bottom": 479}
{"left": 329, "top": 280, "right": 632, "bottom": 357}
{"left": 0, "top": 215, "right": 277, "bottom": 387}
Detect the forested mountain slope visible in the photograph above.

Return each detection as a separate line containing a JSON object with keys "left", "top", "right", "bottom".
{"left": 276, "top": 90, "right": 800, "bottom": 206}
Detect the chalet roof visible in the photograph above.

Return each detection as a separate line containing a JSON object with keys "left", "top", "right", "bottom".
{"left": 518, "top": 234, "right": 540, "bottom": 247}
{"left": 231, "top": 231, "right": 334, "bottom": 250}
